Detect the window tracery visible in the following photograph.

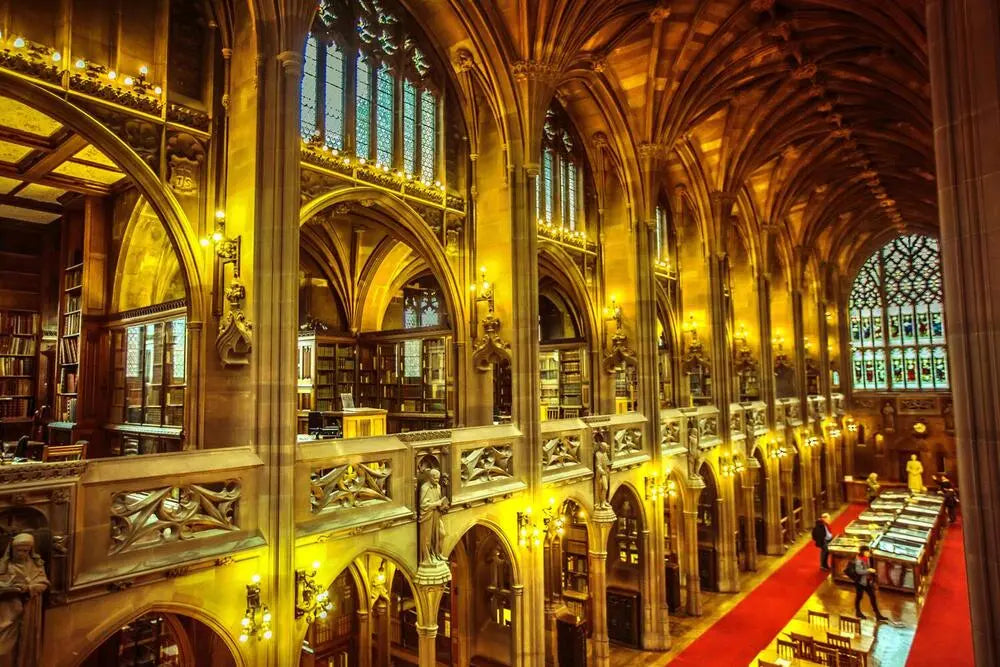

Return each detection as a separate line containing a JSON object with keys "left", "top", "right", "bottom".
{"left": 536, "top": 105, "right": 585, "bottom": 234}
{"left": 302, "top": 0, "right": 439, "bottom": 181}
{"left": 848, "top": 235, "right": 948, "bottom": 391}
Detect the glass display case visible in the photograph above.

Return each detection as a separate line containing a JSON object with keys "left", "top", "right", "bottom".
{"left": 872, "top": 534, "right": 926, "bottom": 593}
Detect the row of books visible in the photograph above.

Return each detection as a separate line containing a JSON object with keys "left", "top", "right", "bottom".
{"left": 0, "top": 312, "right": 38, "bottom": 335}
{"left": 0, "top": 378, "right": 32, "bottom": 395}
{"left": 60, "top": 337, "right": 79, "bottom": 365}
{"left": 0, "top": 358, "right": 32, "bottom": 376}
{"left": 0, "top": 398, "right": 30, "bottom": 419}
{"left": 65, "top": 293, "right": 81, "bottom": 313}
{"left": 63, "top": 312, "right": 82, "bottom": 336}
{"left": 65, "top": 267, "right": 82, "bottom": 289}
{"left": 60, "top": 370, "right": 78, "bottom": 394}
{"left": 0, "top": 336, "right": 36, "bottom": 355}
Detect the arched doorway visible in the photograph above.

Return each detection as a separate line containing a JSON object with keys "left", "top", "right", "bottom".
{"left": 538, "top": 270, "right": 592, "bottom": 420}
{"left": 663, "top": 471, "right": 685, "bottom": 613}
{"left": 541, "top": 499, "right": 591, "bottom": 666}
{"left": 297, "top": 195, "right": 461, "bottom": 436}
{"left": 81, "top": 610, "right": 236, "bottom": 666}
{"left": 697, "top": 462, "right": 720, "bottom": 592}
{"left": 0, "top": 79, "right": 202, "bottom": 456}
{"left": 607, "top": 486, "right": 644, "bottom": 648}
{"left": 301, "top": 567, "right": 362, "bottom": 666}
{"left": 448, "top": 525, "right": 517, "bottom": 667}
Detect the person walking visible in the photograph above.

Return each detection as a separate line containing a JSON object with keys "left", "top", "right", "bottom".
{"left": 812, "top": 512, "right": 834, "bottom": 571}
{"left": 847, "top": 545, "right": 888, "bottom": 622}
{"left": 939, "top": 475, "right": 959, "bottom": 523}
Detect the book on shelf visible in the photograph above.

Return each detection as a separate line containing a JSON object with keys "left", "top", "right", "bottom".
{"left": 63, "top": 312, "right": 81, "bottom": 336}
{"left": 59, "top": 337, "right": 79, "bottom": 365}
{"left": 64, "top": 293, "right": 81, "bottom": 313}
{"left": 0, "top": 378, "right": 32, "bottom": 395}
{"left": 0, "top": 312, "right": 39, "bottom": 335}
{"left": 65, "top": 267, "right": 82, "bottom": 289}
{"left": 0, "top": 336, "right": 36, "bottom": 355}
{"left": 0, "top": 358, "right": 33, "bottom": 376}
{"left": 0, "top": 398, "right": 30, "bottom": 419}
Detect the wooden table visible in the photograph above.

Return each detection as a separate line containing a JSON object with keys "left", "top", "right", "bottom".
{"left": 784, "top": 619, "right": 875, "bottom": 665}
{"left": 752, "top": 647, "right": 822, "bottom": 667}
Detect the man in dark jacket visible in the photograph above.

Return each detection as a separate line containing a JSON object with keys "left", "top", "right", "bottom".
{"left": 848, "top": 545, "right": 888, "bottom": 621}
{"left": 812, "top": 512, "right": 833, "bottom": 570}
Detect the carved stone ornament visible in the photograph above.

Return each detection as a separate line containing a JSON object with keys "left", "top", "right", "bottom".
{"left": 602, "top": 329, "right": 637, "bottom": 374}
{"left": 660, "top": 420, "right": 680, "bottom": 449}
{"left": 542, "top": 435, "right": 582, "bottom": 470}
{"left": 511, "top": 59, "right": 560, "bottom": 83}
{"left": 592, "top": 437, "right": 615, "bottom": 521}
{"left": 216, "top": 280, "right": 253, "bottom": 367}
{"left": 311, "top": 461, "right": 391, "bottom": 513}
{"left": 109, "top": 481, "right": 241, "bottom": 555}
{"left": 460, "top": 444, "right": 513, "bottom": 485}
{"left": 415, "top": 466, "right": 451, "bottom": 585}
{"left": 472, "top": 314, "right": 512, "bottom": 372}
{"left": 0, "top": 532, "right": 50, "bottom": 667}
{"left": 613, "top": 428, "right": 643, "bottom": 457}
{"left": 166, "top": 132, "right": 206, "bottom": 195}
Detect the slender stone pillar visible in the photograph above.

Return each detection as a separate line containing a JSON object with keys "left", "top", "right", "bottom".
{"left": 416, "top": 624, "right": 437, "bottom": 667}
{"left": 372, "top": 598, "right": 390, "bottom": 667}
{"left": 356, "top": 610, "right": 371, "bottom": 667}
{"left": 780, "top": 458, "right": 795, "bottom": 540}
{"left": 588, "top": 548, "right": 611, "bottom": 665}
{"left": 716, "top": 481, "right": 740, "bottom": 592}
{"left": 927, "top": 2, "right": 1000, "bottom": 662}
{"left": 682, "top": 506, "right": 702, "bottom": 616}
{"left": 742, "top": 461, "right": 759, "bottom": 571}
{"left": 763, "top": 456, "right": 785, "bottom": 554}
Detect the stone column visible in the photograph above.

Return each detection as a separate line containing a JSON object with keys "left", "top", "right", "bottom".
{"left": 742, "top": 461, "right": 759, "bottom": 571}
{"left": 511, "top": 584, "right": 525, "bottom": 667}
{"left": 416, "top": 624, "right": 438, "bottom": 667}
{"left": 356, "top": 610, "right": 371, "bottom": 667}
{"left": 372, "top": 598, "right": 390, "bottom": 667}
{"left": 716, "top": 479, "right": 740, "bottom": 592}
{"left": 412, "top": 582, "right": 447, "bottom": 667}
{"left": 799, "top": 439, "right": 817, "bottom": 529}
{"left": 682, "top": 506, "right": 702, "bottom": 616}
{"left": 780, "top": 457, "right": 795, "bottom": 540}
{"left": 641, "top": 499, "right": 670, "bottom": 650}
{"left": 586, "top": 514, "right": 616, "bottom": 666}
{"left": 763, "top": 455, "right": 785, "bottom": 554}
{"left": 927, "top": 1, "right": 1000, "bottom": 662}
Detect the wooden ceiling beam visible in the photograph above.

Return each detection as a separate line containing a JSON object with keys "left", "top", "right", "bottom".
{"left": 0, "top": 193, "right": 63, "bottom": 214}
{"left": 0, "top": 162, "right": 110, "bottom": 197}
{"left": 21, "top": 134, "right": 89, "bottom": 181}
{"left": 0, "top": 126, "right": 54, "bottom": 151}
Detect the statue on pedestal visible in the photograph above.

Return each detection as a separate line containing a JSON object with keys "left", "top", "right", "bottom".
{"left": 906, "top": 454, "right": 925, "bottom": 493}
{"left": 594, "top": 440, "right": 612, "bottom": 511}
{"left": 881, "top": 400, "right": 896, "bottom": 432}
{"left": 0, "top": 533, "right": 49, "bottom": 667}
{"left": 416, "top": 469, "right": 451, "bottom": 585}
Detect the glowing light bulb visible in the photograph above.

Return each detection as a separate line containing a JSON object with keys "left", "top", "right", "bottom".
{"left": 358, "top": 157, "right": 366, "bottom": 165}
{"left": 107, "top": 70, "right": 117, "bottom": 80}
{"left": 319, "top": 610, "right": 328, "bottom": 619}
{"left": 123, "top": 76, "right": 134, "bottom": 86}
{"left": 241, "top": 616, "right": 251, "bottom": 628}
{"left": 154, "top": 86, "right": 162, "bottom": 95}
{"left": 262, "top": 611, "right": 271, "bottom": 623}
{"left": 215, "top": 209, "right": 226, "bottom": 221}
{"left": 75, "top": 58, "right": 86, "bottom": 69}
{"left": 51, "top": 52, "right": 61, "bottom": 62}
{"left": 139, "top": 65, "right": 148, "bottom": 75}
{"left": 263, "top": 629, "right": 273, "bottom": 640}
{"left": 251, "top": 574, "right": 261, "bottom": 584}
{"left": 312, "top": 560, "right": 321, "bottom": 570}
{"left": 200, "top": 237, "right": 210, "bottom": 247}
{"left": 13, "top": 37, "right": 25, "bottom": 49}
{"left": 212, "top": 231, "right": 223, "bottom": 243}
{"left": 238, "top": 633, "right": 249, "bottom": 643}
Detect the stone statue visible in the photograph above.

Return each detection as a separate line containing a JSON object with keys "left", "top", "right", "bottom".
{"left": 881, "top": 400, "right": 896, "bottom": 432}
{"left": 594, "top": 440, "right": 612, "bottom": 510}
{"left": 0, "top": 533, "right": 49, "bottom": 667}
{"left": 417, "top": 469, "right": 449, "bottom": 566}
{"left": 906, "top": 454, "right": 925, "bottom": 493}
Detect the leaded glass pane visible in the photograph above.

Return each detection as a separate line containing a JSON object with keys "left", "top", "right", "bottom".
{"left": 403, "top": 80, "right": 417, "bottom": 174}
{"left": 848, "top": 234, "right": 948, "bottom": 391}
{"left": 567, "top": 163, "right": 578, "bottom": 231}
{"left": 375, "top": 64, "right": 394, "bottom": 165}
{"left": 301, "top": 36, "right": 319, "bottom": 140}
{"left": 403, "top": 339, "right": 421, "bottom": 378}
{"left": 542, "top": 150, "right": 554, "bottom": 223}
{"left": 356, "top": 58, "right": 372, "bottom": 159}
{"left": 171, "top": 319, "right": 186, "bottom": 381}
{"left": 324, "top": 43, "right": 345, "bottom": 149}
{"left": 420, "top": 89, "right": 436, "bottom": 183}
{"left": 561, "top": 159, "right": 571, "bottom": 229}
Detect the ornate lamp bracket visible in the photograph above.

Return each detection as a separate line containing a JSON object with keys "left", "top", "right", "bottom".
{"left": 203, "top": 210, "right": 253, "bottom": 367}
{"left": 470, "top": 266, "right": 511, "bottom": 372}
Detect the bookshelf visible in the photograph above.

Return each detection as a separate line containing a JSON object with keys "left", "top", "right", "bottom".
{"left": 538, "top": 345, "right": 590, "bottom": 419}
{"left": 56, "top": 261, "right": 83, "bottom": 424}
{"left": 297, "top": 334, "right": 356, "bottom": 412}
{"left": 0, "top": 309, "right": 39, "bottom": 423}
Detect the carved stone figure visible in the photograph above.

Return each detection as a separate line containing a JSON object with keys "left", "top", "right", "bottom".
{"left": 881, "top": 400, "right": 896, "bottom": 432}
{"left": 0, "top": 533, "right": 49, "bottom": 667}
{"left": 418, "top": 469, "right": 449, "bottom": 566}
{"left": 906, "top": 455, "right": 925, "bottom": 493}
{"left": 594, "top": 440, "right": 612, "bottom": 510}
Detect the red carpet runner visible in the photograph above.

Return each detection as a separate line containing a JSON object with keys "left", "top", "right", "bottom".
{"left": 667, "top": 504, "right": 865, "bottom": 666}
{"left": 906, "top": 520, "right": 973, "bottom": 666}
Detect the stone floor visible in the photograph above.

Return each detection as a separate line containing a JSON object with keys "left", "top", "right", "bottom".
{"left": 608, "top": 517, "right": 939, "bottom": 666}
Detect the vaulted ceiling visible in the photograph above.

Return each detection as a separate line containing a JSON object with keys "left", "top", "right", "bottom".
{"left": 457, "top": 0, "right": 933, "bottom": 272}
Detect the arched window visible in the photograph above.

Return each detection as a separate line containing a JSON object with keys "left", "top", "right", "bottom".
{"left": 848, "top": 234, "right": 948, "bottom": 391}
{"left": 302, "top": 0, "right": 439, "bottom": 182}
{"left": 536, "top": 106, "right": 585, "bottom": 235}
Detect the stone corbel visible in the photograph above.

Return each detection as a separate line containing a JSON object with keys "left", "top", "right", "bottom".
{"left": 601, "top": 328, "right": 636, "bottom": 374}
{"left": 472, "top": 313, "right": 511, "bottom": 372}
{"left": 217, "top": 280, "right": 253, "bottom": 367}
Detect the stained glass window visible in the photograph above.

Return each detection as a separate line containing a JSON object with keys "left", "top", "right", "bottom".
{"left": 537, "top": 105, "right": 586, "bottom": 235}
{"left": 323, "top": 44, "right": 345, "bottom": 149}
{"left": 542, "top": 150, "right": 554, "bottom": 223}
{"left": 301, "top": 36, "right": 319, "bottom": 141}
{"left": 419, "top": 89, "right": 436, "bottom": 183}
{"left": 356, "top": 58, "right": 372, "bottom": 159}
{"left": 375, "top": 64, "right": 394, "bottom": 165}
{"left": 403, "top": 80, "right": 417, "bottom": 174}
{"left": 848, "top": 234, "right": 948, "bottom": 391}
{"left": 655, "top": 206, "right": 667, "bottom": 260}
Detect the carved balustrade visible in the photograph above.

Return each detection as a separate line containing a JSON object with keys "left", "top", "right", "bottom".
{"left": 540, "top": 419, "right": 590, "bottom": 484}
{"left": 74, "top": 447, "right": 263, "bottom": 589}
{"left": 742, "top": 401, "right": 769, "bottom": 442}
{"left": 659, "top": 409, "right": 685, "bottom": 458}
{"left": 583, "top": 412, "right": 649, "bottom": 472}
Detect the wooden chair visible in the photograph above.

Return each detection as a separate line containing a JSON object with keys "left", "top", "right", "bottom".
{"left": 42, "top": 441, "right": 87, "bottom": 462}
{"left": 808, "top": 609, "right": 831, "bottom": 628}
{"left": 546, "top": 406, "right": 561, "bottom": 420}
{"left": 562, "top": 407, "right": 581, "bottom": 419}
{"left": 813, "top": 643, "right": 841, "bottom": 666}
{"left": 824, "top": 632, "right": 852, "bottom": 650}
{"left": 776, "top": 638, "right": 796, "bottom": 660}
{"left": 839, "top": 614, "right": 862, "bottom": 636}
{"left": 837, "top": 650, "right": 864, "bottom": 667}
{"left": 789, "top": 632, "right": 815, "bottom": 660}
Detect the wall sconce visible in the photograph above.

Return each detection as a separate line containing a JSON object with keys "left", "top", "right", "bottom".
{"left": 845, "top": 417, "right": 858, "bottom": 433}
{"left": 203, "top": 210, "right": 253, "bottom": 367}
{"left": 646, "top": 474, "right": 678, "bottom": 501}
{"left": 542, "top": 497, "right": 565, "bottom": 538}
{"left": 470, "top": 265, "right": 512, "bottom": 372}
{"left": 603, "top": 296, "right": 624, "bottom": 332}
{"left": 685, "top": 315, "right": 700, "bottom": 341}
{"left": 296, "top": 561, "right": 334, "bottom": 623}
{"left": 803, "top": 435, "right": 821, "bottom": 449}
{"left": 470, "top": 265, "right": 495, "bottom": 315}
{"left": 768, "top": 439, "right": 788, "bottom": 459}
{"left": 721, "top": 456, "right": 746, "bottom": 478}
{"left": 517, "top": 506, "right": 541, "bottom": 548}
{"left": 772, "top": 331, "right": 785, "bottom": 352}
{"left": 239, "top": 574, "right": 273, "bottom": 643}
{"left": 828, "top": 428, "right": 842, "bottom": 438}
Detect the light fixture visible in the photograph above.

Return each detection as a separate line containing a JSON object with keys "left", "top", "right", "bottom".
{"left": 603, "top": 296, "right": 623, "bottom": 331}
{"left": 721, "top": 456, "right": 746, "bottom": 478}
{"left": 74, "top": 58, "right": 86, "bottom": 69}
{"left": 769, "top": 445, "right": 788, "bottom": 459}
{"left": 107, "top": 70, "right": 117, "bottom": 80}
{"left": 803, "top": 435, "right": 821, "bottom": 449}
{"left": 645, "top": 474, "right": 666, "bottom": 501}
{"left": 123, "top": 75, "right": 134, "bottom": 86}
{"left": 296, "top": 561, "right": 334, "bottom": 623}
{"left": 139, "top": 65, "right": 148, "bottom": 75}
{"left": 12, "top": 37, "right": 25, "bottom": 49}
{"left": 51, "top": 51, "right": 61, "bottom": 63}
{"left": 470, "top": 266, "right": 495, "bottom": 314}
{"left": 542, "top": 497, "right": 566, "bottom": 538}
{"left": 517, "top": 507, "right": 541, "bottom": 548}
{"left": 238, "top": 574, "right": 272, "bottom": 643}
{"left": 829, "top": 428, "right": 842, "bottom": 438}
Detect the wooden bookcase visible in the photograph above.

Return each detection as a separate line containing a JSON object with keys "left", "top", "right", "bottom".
{"left": 297, "top": 334, "right": 356, "bottom": 412}
{"left": 0, "top": 309, "right": 39, "bottom": 435}
{"left": 539, "top": 344, "right": 590, "bottom": 420}
{"left": 56, "top": 261, "right": 82, "bottom": 424}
